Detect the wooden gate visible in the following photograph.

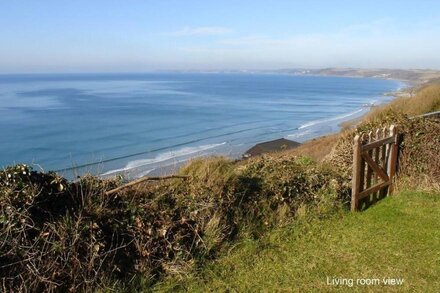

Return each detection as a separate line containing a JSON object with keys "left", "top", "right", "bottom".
{"left": 351, "top": 125, "right": 399, "bottom": 211}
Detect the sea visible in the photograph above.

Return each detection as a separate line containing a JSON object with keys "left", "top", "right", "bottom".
{"left": 0, "top": 73, "right": 405, "bottom": 179}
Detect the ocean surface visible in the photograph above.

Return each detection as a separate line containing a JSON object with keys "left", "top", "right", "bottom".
{"left": 0, "top": 73, "right": 404, "bottom": 179}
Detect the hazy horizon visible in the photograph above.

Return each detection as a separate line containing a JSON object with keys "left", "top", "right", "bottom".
{"left": 0, "top": 67, "right": 438, "bottom": 76}
{"left": 1, "top": 0, "right": 440, "bottom": 73}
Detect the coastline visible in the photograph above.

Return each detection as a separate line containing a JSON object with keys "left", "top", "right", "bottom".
{"left": 133, "top": 78, "right": 414, "bottom": 179}
{"left": 249, "top": 78, "right": 414, "bottom": 156}
{"left": 7, "top": 73, "right": 398, "bottom": 180}
{"left": 0, "top": 72, "right": 431, "bottom": 180}
{"left": 14, "top": 73, "right": 419, "bottom": 180}
{"left": 338, "top": 80, "right": 415, "bottom": 130}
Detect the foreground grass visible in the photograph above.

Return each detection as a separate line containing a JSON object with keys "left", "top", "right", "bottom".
{"left": 155, "top": 191, "right": 440, "bottom": 292}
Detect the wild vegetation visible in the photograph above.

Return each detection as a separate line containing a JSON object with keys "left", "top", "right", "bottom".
{"left": 1, "top": 81, "right": 439, "bottom": 292}
{"left": 0, "top": 157, "right": 348, "bottom": 292}
{"left": 156, "top": 190, "right": 440, "bottom": 292}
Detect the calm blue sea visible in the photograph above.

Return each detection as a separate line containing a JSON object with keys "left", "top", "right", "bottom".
{"left": 0, "top": 73, "right": 404, "bottom": 179}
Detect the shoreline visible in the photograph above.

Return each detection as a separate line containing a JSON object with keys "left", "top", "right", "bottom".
{"left": 247, "top": 78, "right": 414, "bottom": 155}
{"left": 338, "top": 80, "right": 415, "bottom": 130}
{"left": 132, "top": 78, "right": 414, "bottom": 179}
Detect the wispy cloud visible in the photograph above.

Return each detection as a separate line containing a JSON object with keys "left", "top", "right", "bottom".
{"left": 169, "top": 26, "right": 232, "bottom": 36}
{"left": 174, "top": 19, "right": 440, "bottom": 69}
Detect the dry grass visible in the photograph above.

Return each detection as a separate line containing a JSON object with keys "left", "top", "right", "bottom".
{"left": 366, "top": 83, "right": 440, "bottom": 120}
{"left": 274, "top": 133, "right": 342, "bottom": 162}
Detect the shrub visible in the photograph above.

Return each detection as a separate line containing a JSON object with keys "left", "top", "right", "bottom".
{"left": 0, "top": 156, "right": 349, "bottom": 291}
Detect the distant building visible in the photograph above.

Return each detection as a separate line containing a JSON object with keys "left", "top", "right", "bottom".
{"left": 244, "top": 138, "right": 301, "bottom": 158}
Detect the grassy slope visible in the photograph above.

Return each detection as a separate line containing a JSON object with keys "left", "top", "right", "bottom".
{"left": 155, "top": 191, "right": 440, "bottom": 292}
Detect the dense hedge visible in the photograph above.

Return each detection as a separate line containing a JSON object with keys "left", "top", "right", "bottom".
{"left": 0, "top": 157, "right": 348, "bottom": 292}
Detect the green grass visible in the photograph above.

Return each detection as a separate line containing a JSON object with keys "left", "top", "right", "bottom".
{"left": 154, "top": 191, "right": 440, "bottom": 292}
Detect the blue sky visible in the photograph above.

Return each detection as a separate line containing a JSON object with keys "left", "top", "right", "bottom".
{"left": 1, "top": 0, "right": 440, "bottom": 73}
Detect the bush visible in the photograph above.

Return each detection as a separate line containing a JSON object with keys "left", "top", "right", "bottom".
{"left": 0, "top": 156, "right": 349, "bottom": 292}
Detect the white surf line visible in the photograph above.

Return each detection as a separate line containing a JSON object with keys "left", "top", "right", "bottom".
{"left": 298, "top": 108, "right": 365, "bottom": 130}
{"left": 100, "top": 142, "right": 226, "bottom": 176}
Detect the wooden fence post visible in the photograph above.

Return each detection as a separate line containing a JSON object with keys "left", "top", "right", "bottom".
{"left": 351, "top": 135, "right": 361, "bottom": 211}
{"left": 379, "top": 127, "right": 388, "bottom": 199}
{"left": 373, "top": 128, "right": 381, "bottom": 201}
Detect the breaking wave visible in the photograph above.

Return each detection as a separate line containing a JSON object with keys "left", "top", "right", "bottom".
{"left": 298, "top": 108, "right": 365, "bottom": 130}
{"left": 100, "top": 142, "right": 226, "bottom": 176}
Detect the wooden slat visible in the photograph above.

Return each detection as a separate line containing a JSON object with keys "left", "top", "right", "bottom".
{"left": 379, "top": 131, "right": 389, "bottom": 198}
{"left": 360, "top": 158, "right": 366, "bottom": 192}
{"left": 361, "top": 136, "right": 395, "bottom": 152}
{"left": 388, "top": 125, "right": 398, "bottom": 195}
{"left": 361, "top": 153, "right": 390, "bottom": 182}
{"left": 373, "top": 128, "right": 381, "bottom": 201}
{"left": 365, "top": 132, "right": 373, "bottom": 190}
{"left": 358, "top": 181, "right": 391, "bottom": 200}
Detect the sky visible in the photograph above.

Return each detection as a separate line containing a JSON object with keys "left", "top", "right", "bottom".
{"left": 1, "top": 0, "right": 440, "bottom": 73}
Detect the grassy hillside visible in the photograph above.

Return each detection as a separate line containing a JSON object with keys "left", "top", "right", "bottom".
{"left": 366, "top": 83, "right": 440, "bottom": 120}
{"left": 155, "top": 191, "right": 440, "bottom": 292}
